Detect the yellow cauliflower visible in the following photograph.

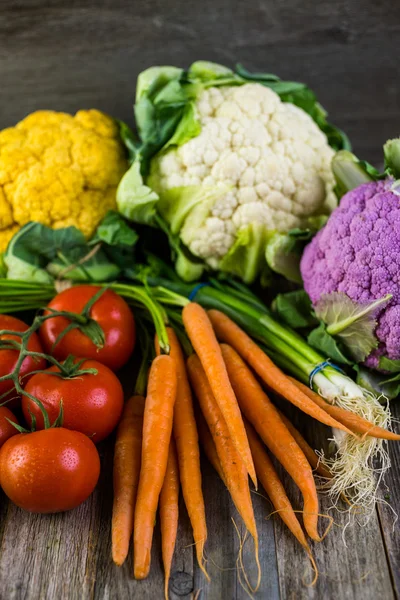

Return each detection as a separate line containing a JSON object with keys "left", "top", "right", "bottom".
{"left": 0, "top": 109, "right": 128, "bottom": 252}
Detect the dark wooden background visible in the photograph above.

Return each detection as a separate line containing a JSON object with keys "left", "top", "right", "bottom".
{"left": 0, "top": 1, "right": 400, "bottom": 599}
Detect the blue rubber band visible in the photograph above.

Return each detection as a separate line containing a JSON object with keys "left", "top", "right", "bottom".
{"left": 189, "top": 282, "right": 211, "bottom": 302}
{"left": 309, "top": 360, "right": 344, "bottom": 389}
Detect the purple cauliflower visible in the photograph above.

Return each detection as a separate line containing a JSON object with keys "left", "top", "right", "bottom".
{"left": 300, "top": 179, "right": 400, "bottom": 368}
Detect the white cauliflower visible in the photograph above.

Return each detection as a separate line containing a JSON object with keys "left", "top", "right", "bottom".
{"left": 150, "top": 83, "right": 336, "bottom": 271}
{"left": 117, "top": 62, "right": 346, "bottom": 283}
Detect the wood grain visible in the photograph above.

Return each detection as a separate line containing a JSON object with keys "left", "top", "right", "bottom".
{"left": 377, "top": 401, "right": 400, "bottom": 599}
{"left": 273, "top": 404, "right": 396, "bottom": 600}
{"left": 0, "top": 0, "right": 399, "bottom": 164}
{"left": 0, "top": 0, "right": 400, "bottom": 598}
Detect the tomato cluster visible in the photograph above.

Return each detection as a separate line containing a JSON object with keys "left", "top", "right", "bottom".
{"left": 0, "top": 286, "right": 135, "bottom": 514}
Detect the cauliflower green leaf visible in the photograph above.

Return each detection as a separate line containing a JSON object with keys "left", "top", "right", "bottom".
{"left": 117, "top": 160, "right": 160, "bottom": 225}
{"left": 5, "top": 222, "right": 85, "bottom": 283}
{"left": 265, "top": 233, "right": 303, "bottom": 284}
{"left": 384, "top": 138, "right": 400, "bottom": 179}
{"left": 355, "top": 366, "right": 400, "bottom": 400}
{"left": 90, "top": 210, "right": 138, "bottom": 247}
{"left": 219, "top": 223, "right": 271, "bottom": 284}
{"left": 5, "top": 213, "right": 138, "bottom": 283}
{"left": 378, "top": 356, "right": 400, "bottom": 372}
{"left": 307, "top": 322, "right": 353, "bottom": 365}
{"left": 314, "top": 292, "right": 392, "bottom": 362}
{"left": 272, "top": 290, "right": 318, "bottom": 329}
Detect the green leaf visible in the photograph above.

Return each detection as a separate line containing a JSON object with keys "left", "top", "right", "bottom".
{"left": 47, "top": 246, "right": 120, "bottom": 282}
{"left": 216, "top": 223, "right": 269, "bottom": 284}
{"left": 235, "top": 64, "right": 280, "bottom": 83}
{"left": 265, "top": 232, "right": 302, "bottom": 283}
{"left": 381, "top": 372, "right": 400, "bottom": 385}
{"left": 189, "top": 61, "right": 236, "bottom": 81}
{"left": 150, "top": 184, "right": 222, "bottom": 236}
{"left": 287, "top": 217, "right": 328, "bottom": 242}
{"left": 383, "top": 138, "right": 400, "bottom": 179}
{"left": 117, "top": 119, "right": 139, "bottom": 162}
{"left": 90, "top": 211, "right": 138, "bottom": 247}
{"left": 287, "top": 228, "right": 315, "bottom": 242}
{"left": 0, "top": 254, "right": 7, "bottom": 278}
{"left": 315, "top": 292, "right": 391, "bottom": 362}
{"left": 378, "top": 356, "right": 400, "bottom": 373}
{"left": 162, "top": 102, "right": 201, "bottom": 151}
{"left": 272, "top": 290, "right": 318, "bottom": 329}
{"left": 332, "top": 150, "right": 379, "bottom": 197}
{"left": 136, "top": 66, "right": 184, "bottom": 102}
{"left": 153, "top": 214, "right": 204, "bottom": 282}
{"left": 307, "top": 323, "right": 353, "bottom": 365}
{"left": 175, "top": 252, "right": 204, "bottom": 282}
{"left": 4, "top": 212, "right": 139, "bottom": 284}
{"left": 5, "top": 222, "right": 86, "bottom": 282}
{"left": 355, "top": 366, "right": 400, "bottom": 400}
{"left": 134, "top": 66, "right": 190, "bottom": 168}
{"left": 88, "top": 211, "right": 138, "bottom": 274}
{"left": 117, "top": 159, "right": 160, "bottom": 225}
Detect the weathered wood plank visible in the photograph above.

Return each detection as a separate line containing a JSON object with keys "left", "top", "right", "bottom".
{"left": 273, "top": 404, "right": 396, "bottom": 600}
{"left": 193, "top": 457, "right": 280, "bottom": 600}
{"left": 377, "top": 401, "right": 400, "bottom": 599}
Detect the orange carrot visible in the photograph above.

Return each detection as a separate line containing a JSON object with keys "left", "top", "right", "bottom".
{"left": 187, "top": 353, "right": 259, "bottom": 553}
{"left": 289, "top": 377, "right": 400, "bottom": 441}
{"left": 155, "top": 328, "right": 208, "bottom": 577}
{"left": 244, "top": 419, "right": 311, "bottom": 554}
{"left": 160, "top": 440, "right": 180, "bottom": 600}
{"left": 112, "top": 395, "right": 145, "bottom": 566}
{"left": 208, "top": 309, "right": 354, "bottom": 436}
{"left": 133, "top": 355, "right": 178, "bottom": 579}
{"left": 277, "top": 410, "right": 332, "bottom": 480}
{"left": 196, "top": 408, "right": 227, "bottom": 485}
{"left": 221, "top": 343, "right": 321, "bottom": 542}
{"left": 182, "top": 303, "right": 256, "bottom": 486}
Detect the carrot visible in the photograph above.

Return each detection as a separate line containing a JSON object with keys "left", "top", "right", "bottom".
{"left": 289, "top": 377, "right": 400, "bottom": 441}
{"left": 208, "top": 309, "right": 354, "bottom": 436}
{"left": 133, "top": 355, "right": 178, "bottom": 579}
{"left": 182, "top": 303, "right": 256, "bottom": 486}
{"left": 277, "top": 410, "right": 332, "bottom": 480}
{"left": 221, "top": 343, "right": 321, "bottom": 542}
{"left": 155, "top": 328, "right": 208, "bottom": 578}
{"left": 196, "top": 407, "right": 227, "bottom": 485}
{"left": 244, "top": 419, "right": 311, "bottom": 553}
{"left": 160, "top": 440, "right": 180, "bottom": 600}
{"left": 112, "top": 395, "right": 145, "bottom": 566}
{"left": 187, "top": 353, "right": 259, "bottom": 556}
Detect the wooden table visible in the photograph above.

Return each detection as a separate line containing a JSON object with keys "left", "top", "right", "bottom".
{"left": 1, "top": 1, "right": 400, "bottom": 598}
{"left": 0, "top": 392, "right": 398, "bottom": 600}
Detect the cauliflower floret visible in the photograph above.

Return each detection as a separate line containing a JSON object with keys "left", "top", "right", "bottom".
{"left": 301, "top": 179, "right": 400, "bottom": 367}
{"left": 150, "top": 83, "right": 336, "bottom": 267}
{"left": 0, "top": 110, "right": 128, "bottom": 252}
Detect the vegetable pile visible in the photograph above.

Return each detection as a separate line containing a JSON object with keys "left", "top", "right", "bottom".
{"left": 0, "top": 59, "right": 399, "bottom": 598}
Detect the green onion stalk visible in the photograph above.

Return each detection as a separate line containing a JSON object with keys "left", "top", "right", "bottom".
{"left": 152, "top": 279, "right": 393, "bottom": 516}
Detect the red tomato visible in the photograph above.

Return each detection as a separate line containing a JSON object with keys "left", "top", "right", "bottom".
{"left": 22, "top": 359, "right": 124, "bottom": 443}
{"left": 0, "top": 428, "right": 100, "bottom": 513}
{"left": 0, "top": 406, "right": 19, "bottom": 448}
{"left": 0, "top": 315, "right": 47, "bottom": 409}
{"left": 39, "top": 285, "right": 135, "bottom": 371}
